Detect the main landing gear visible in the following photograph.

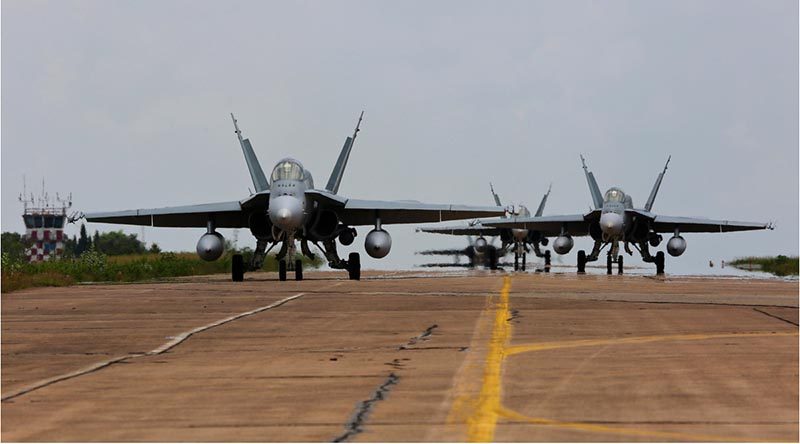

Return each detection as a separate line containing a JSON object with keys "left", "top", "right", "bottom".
{"left": 347, "top": 252, "right": 361, "bottom": 280}
{"left": 232, "top": 254, "right": 244, "bottom": 282}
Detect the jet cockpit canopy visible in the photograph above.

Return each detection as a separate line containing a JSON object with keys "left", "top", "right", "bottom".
{"left": 604, "top": 187, "right": 626, "bottom": 203}
{"left": 271, "top": 159, "right": 305, "bottom": 182}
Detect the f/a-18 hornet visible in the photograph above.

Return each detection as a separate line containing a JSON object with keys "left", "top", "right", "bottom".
{"left": 416, "top": 183, "right": 553, "bottom": 271}
{"left": 85, "top": 113, "right": 503, "bottom": 281}
{"left": 487, "top": 156, "right": 772, "bottom": 275}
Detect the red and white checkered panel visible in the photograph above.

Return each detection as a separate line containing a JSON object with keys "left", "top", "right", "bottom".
{"left": 25, "top": 229, "right": 66, "bottom": 262}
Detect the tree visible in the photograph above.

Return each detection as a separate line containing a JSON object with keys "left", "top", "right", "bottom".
{"left": 1, "top": 232, "right": 29, "bottom": 263}
{"left": 76, "top": 224, "right": 91, "bottom": 256}
{"left": 148, "top": 243, "right": 161, "bottom": 254}
{"left": 93, "top": 231, "right": 100, "bottom": 251}
{"left": 92, "top": 231, "right": 146, "bottom": 255}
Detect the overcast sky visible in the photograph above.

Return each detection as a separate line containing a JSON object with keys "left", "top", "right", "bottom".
{"left": 2, "top": 0, "right": 797, "bottom": 274}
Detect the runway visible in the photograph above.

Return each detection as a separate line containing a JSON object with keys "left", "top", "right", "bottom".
{"left": 2, "top": 271, "right": 797, "bottom": 441}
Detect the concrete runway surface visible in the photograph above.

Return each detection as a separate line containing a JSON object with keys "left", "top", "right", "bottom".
{"left": 2, "top": 271, "right": 797, "bottom": 442}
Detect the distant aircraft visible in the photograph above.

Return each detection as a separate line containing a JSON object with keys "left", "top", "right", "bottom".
{"left": 416, "top": 184, "right": 553, "bottom": 271}
{"left": 85, "top": 113, "right": 503, "bottom": 281}
{"left": 487, "top": 156, "right": 773, "bottom": 275}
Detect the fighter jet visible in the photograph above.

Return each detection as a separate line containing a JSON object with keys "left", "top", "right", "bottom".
{"left": 85, "top": 113, "right": 504, "bottom": 281}
{"left": 416, "top": 183, "right": 553, "bottom": 271}
{"left": 486, "top": 156, "right": 773, "bottom": 275}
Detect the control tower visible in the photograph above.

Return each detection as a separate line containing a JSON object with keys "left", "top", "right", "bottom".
{"left": 19, "top": 180, "right": 72, "bottom": 262}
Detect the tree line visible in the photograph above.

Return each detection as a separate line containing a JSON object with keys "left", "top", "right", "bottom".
{"left": 2, "top": 223, "right": 160, "bottom": 263}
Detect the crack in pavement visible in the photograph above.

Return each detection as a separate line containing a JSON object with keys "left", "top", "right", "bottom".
{"left": 1, "top": 293, "right": 306, "bottom": 402}
{"left": 752, "top": 307, "right": 799, "bottom": 326}
{"left": 398, "top": 324, "right": 438, "bottom": 350}
{"left": 332, "top": 373, "right": 400, "bottom": 442}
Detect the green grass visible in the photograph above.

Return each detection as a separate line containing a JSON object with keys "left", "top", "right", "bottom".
{"left": 728, "top": 255, "right": 798, "bottom": 277}
{"left": 1, "top": 250, "right": 324, "bottom": 293}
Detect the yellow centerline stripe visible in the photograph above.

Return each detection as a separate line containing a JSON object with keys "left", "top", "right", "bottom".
{"left": 465, "top": 275, "right": 512, "bottom": 442}
{"left": 505, "top": 331, "right": 799, "bottom": 356}
{"left": 495, "top": 406, "right": 774, "bottom": 443}
{"left": 457, "top": 279, "right": 795, "bottom": 442}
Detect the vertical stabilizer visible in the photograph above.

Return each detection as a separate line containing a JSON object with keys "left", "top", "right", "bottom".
{"left": 581, "top": 155, "right": 604, "bottom": 209}
{"left": 489, "top": 182, "right": 502, "bottom": 206}
{"left": 644, "top": 156, "right": 671, "bottom": 212}
{"left": 325, "top": 111, "right": 363, "bottom": 194}
{"left": 231, "top": 114, "right": 269, "bottom": 192}
{"left": 534, "top": 184, "right": 552, "bottom": 217}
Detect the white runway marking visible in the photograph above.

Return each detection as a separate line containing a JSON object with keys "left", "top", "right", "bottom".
{"left": 1, "top": 292, "right": 306, "bottom": 402}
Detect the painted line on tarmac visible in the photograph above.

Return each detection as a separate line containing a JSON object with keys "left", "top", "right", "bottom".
{"left": 465, "top": 275, "right": 513, "bottom": 442}
{"left": 495, "top": 406, "right": 773, "bottom": 442}
{"left": 1, "top": 292, "right": 306, "bottom": 402}
{"left": 505, "top": 330, "right": 799, "bottom": 356}
{"left": 450, "top": 278, "right": 794, "bottom": 443}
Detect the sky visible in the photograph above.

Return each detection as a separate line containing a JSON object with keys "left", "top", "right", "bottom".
{"left": 2, "top": 0, "right": 797, "bottom": 274}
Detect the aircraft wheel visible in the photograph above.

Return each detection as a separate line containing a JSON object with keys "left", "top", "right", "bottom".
{"left": 348, "top": 252, "right": 361, "bottom": 280}
{"left": 544, "top": 250, "right": 551, "bottom": 273}
{"left": 577, "top": 250, "right": 586, "bottom": 273}
{"left": 617, "top": 255, "right": 624, "bottom": 275}
{"left": 488, "top": 248, "right": 498, "bottom": 270}
{"left": 522, "top": 253, "right": 526, "bottom": 271}
{"left": 655, "top": 251, "right": 665, "bottom": 275}
{"left": 295, "top": 259, "right": 303, "bottom": 281}
{"left": 514, "top": 252, "right": 519, "bottom": 271}
{"left": 606, "top": 253, "right": 613, "bottom": 275}
{"left": 279, "top": 259, "right": 287, "bottom": 281}
{"left": 232, "top": 254, "right": 244, "bottom": 282}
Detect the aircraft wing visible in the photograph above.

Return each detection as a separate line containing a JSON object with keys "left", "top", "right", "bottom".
{"left": 340, "top": 199, "right": 504, "bottom": 226}
{"left": 416, "top": 223, "right": 503, "bottom": 237}
{"left": 485, "top": 213, "right": 595, "bottom": 236}
{"left": 628, "top": 210, "right": 772, "bottom": 233}
{"left": 304, "top": 191, "right": 504, "bottom": 226}
{"left": 85, "top": 192, "right": 269, "bottom": 228}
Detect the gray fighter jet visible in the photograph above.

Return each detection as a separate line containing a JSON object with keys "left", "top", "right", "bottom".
{"left": 486, "top": 156, "right": 773, "bottom": 275}
{"left": 85, "top": 113, "right": 504, "bottom": 281}
{"left": 416, "top": 184, "right": 553, "bottom": 271}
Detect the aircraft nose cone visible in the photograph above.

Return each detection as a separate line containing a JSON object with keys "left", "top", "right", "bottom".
{"left": 600, "top": 212, "right": 623, "bottom": 236}
{"left": 269, "top": 195, "right": 304, "bottom": 230}
{"left": 277, "top": 208, "right": 292, "bottom": 223}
